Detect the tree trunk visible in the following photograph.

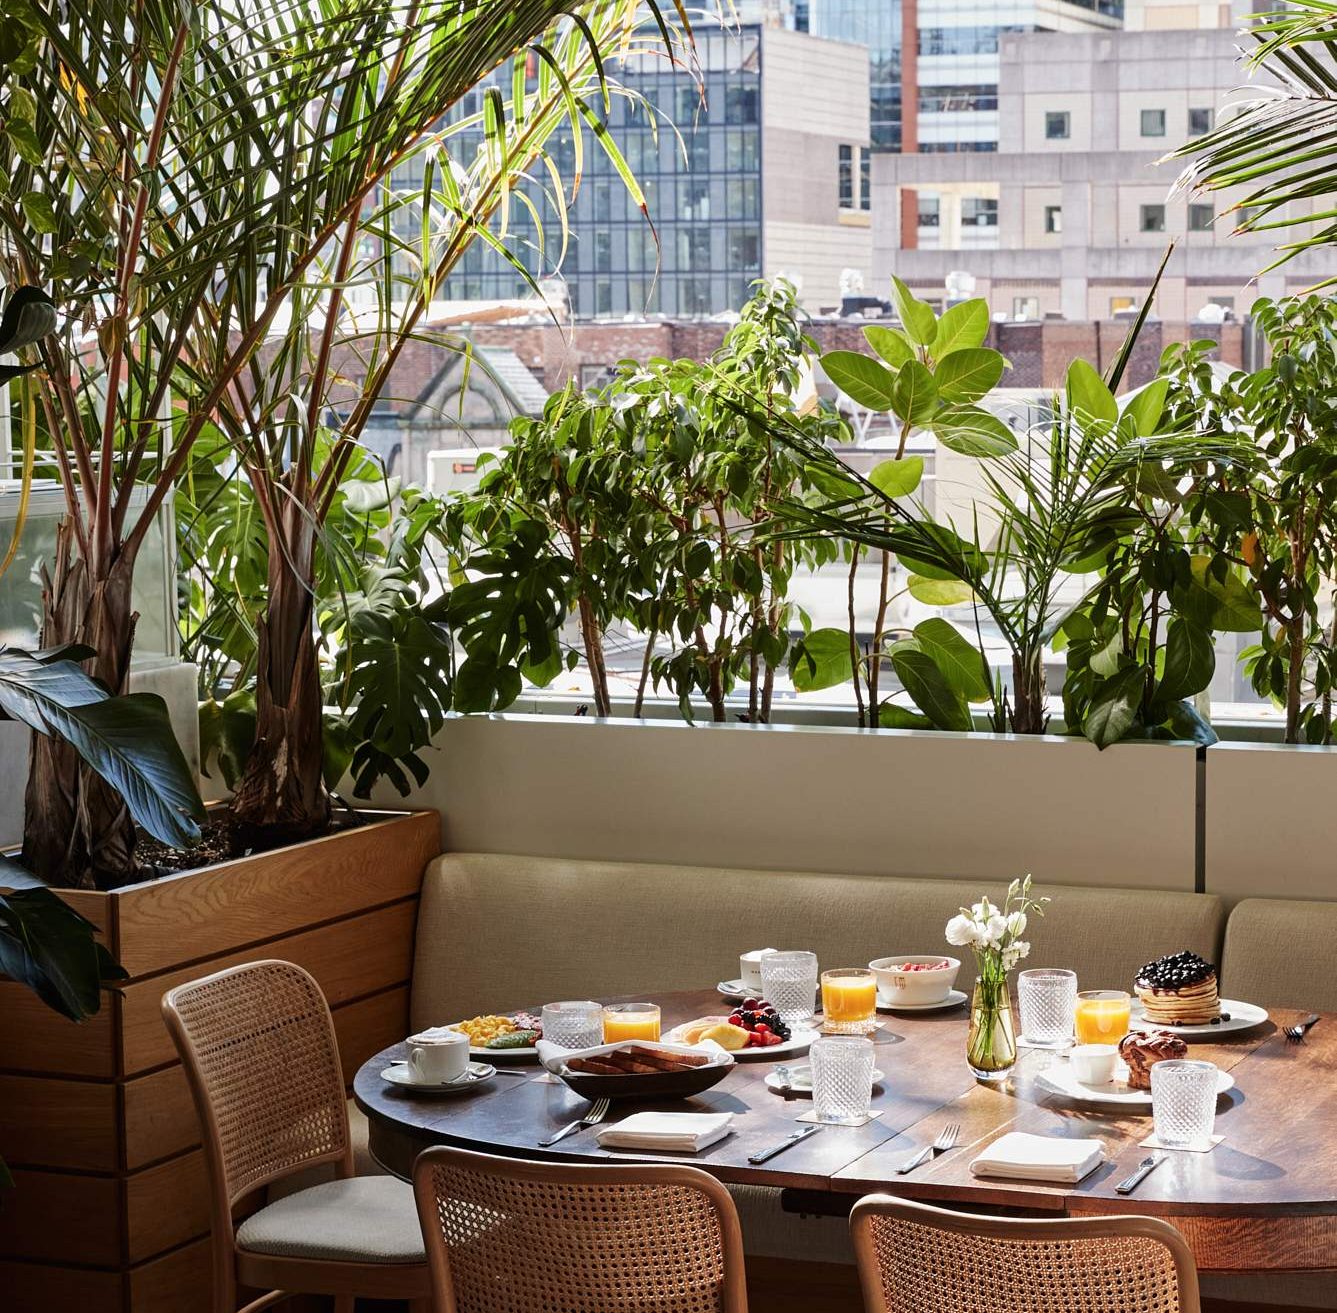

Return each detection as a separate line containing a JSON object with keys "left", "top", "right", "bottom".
{"left": 1009, "top": 650, "right": 1049, "bottom": 735}
{"left": 1284, "top": 613, "right": 1306, "bottom": 745}
{"left": 22, "top": 520, "right": 140, "bottom": 889}
{"left": 229, "top": 501, "right": 330, "bottom": 849}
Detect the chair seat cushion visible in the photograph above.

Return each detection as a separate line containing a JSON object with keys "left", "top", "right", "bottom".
{"left": 237, "top": 1175, "right": 425, "bottom": 1265}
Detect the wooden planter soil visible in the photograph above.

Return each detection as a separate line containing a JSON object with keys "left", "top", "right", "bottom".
{"left": 0, "top": 809, "right": 439, "bottom": 1313}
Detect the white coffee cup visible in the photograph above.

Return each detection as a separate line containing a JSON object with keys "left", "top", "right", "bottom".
{"left": 740, "top": 948, "right": 778, "bottom": 994}
{"left": 1069, "top": 1043, "right": 1118, "bottom": 1085}
{"left": 405, "top": 1029, "right": 470, "bottom": 1084}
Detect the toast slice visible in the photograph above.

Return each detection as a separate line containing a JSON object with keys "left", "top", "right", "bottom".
{"left": 624, "top": 1045, "right": 711, "bottom": 1070}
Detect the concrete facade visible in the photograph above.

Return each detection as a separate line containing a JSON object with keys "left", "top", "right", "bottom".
{"left": 871, "top": 27, "right": 1337, "bottom": 319}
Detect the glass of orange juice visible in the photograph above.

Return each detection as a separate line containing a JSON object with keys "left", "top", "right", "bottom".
{"left": 1074, "top": 990, "right": 1131, "bottom": 1045}
{"left": 602, "top": 1003, "right": 661, "bottom": 1043}
{"left": 821, "top": 969, "right": 879, "bottom": 1034}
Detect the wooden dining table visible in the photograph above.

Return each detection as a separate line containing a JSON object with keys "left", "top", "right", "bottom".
{"left": 354, "top": 989, "right": 1336, "bottom": 1276}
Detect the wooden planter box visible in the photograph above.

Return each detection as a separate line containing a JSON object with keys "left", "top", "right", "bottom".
{"left": 0, "top": 809, "right": 440, "bottom": 1313}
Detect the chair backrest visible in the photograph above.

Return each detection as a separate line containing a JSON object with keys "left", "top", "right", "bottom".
{"left": 850, "top": 1194, "right": 1200, "bottom": 1313}
{"left": 413, "top": 1146, "right": 748, "bottom": 1313}
{"left": 162, "top": 959, "right": 352, "bottom": 1216}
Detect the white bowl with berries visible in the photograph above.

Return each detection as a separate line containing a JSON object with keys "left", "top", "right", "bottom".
{"left": 869, "top": 955, "right": 961, "bottom": 1007}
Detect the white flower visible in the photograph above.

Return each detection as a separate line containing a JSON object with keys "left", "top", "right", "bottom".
{"left": 945, "top": 914, "right": 981, "bottom": 947}
{"left": 1006, "top": 911, "right": 1027, "bottom": 938}
{"left": 983, "top": 914, "right": 1008, "bottom": 949}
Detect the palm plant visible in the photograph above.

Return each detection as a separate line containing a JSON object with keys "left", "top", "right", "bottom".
{"left": 0, "top": 0, "right": 681, "bottom": 881}
{"left": 1168, "top": 0, "right": 1337, "bottom": 277}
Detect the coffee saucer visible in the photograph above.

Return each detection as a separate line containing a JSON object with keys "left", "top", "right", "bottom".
{"left": 381, "top": 1060, "right": 496, "bottom": 1093}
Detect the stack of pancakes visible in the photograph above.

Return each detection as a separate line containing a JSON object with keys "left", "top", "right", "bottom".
{"left": 1134, "top": 950, "right": 1220, "bottom": 1025}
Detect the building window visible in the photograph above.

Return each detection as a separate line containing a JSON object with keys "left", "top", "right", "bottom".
{"left": 1189, "top": 107, "right": 1213, "bottom": 136}
{"left": 1110, "top": 296, "right": 1137, "bottom": 315}
{"left": 1013, "top": 296, "right": 1040, "bottom": 321}
{"left": 1044, "top": 205, "right": 1062, "bottom": 234}
{"left": 860, "top": 149, "right": 871, "bottom": 211}
{"left": 962, "top": 197, "right": 998, "bottom": 228}
{"left": 839, "top": 144, "right": 871, "bottom": 211}
{"left": 1188, "top": 203, "right": 1214, "bottom": 232}
{"left": 1140, "top": 203, "right": 1166, "bottom": 233}
{"left": 1209, "top": 295, "right": 1235, "bottom": 311}
{"left": 838, "top": 143, "right": 854, "bottom": 209}
{"left": 918, "top": 195, "right": 941, "bottom": 228}
{"left": 1045, "top": 111, "right": 1070, "bottom": 140}
{"left": 1140, "top": 108, "right": 1167, "bottom": 138}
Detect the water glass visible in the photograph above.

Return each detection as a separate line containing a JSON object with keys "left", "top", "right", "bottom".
{"left": 810, "top": 1035, "right": 875, "bottom": 1125}
{"left": 1018, "top": 969, "right": 1077, "bottom": 1047}
{"left": 761, "top": 950, "right": 819, "bottom": 1024}
{"left": 541, "top": 1000, "right": 603, "bottom": 1050}
{"left": 1151, "top": 1059, "right": 1219, "bottom": 1149}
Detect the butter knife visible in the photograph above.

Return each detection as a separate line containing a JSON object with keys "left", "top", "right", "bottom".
{"left": 1115, "top": 1155, "right": 1164, "bottom": 1195}
{"left": 748, "top": 1125, "right": 822, "bottom": 1164}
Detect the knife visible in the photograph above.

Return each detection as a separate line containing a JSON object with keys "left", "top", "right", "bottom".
{"left": 1115, "top": 1155, "right": 1164, "bottom": 1195}
{"left": 748, "top": 1124, "right": 823, "bottom": 1164}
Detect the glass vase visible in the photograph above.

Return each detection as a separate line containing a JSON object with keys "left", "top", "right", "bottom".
{"left": 967, "top": 977, "right": 1017, "bottom": 1081}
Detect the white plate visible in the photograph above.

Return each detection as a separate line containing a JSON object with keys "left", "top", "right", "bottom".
{"left": 381, "top": 1060, "right": 497, "bottom": 1094}
{"left": 765, "top": 1063, "right": 884, "bottom": 1095}
{"left": 877, "top": 988, "right": 969, "bottom": 1013}
{"left": 1036, "top": 1059, "right": 1234, "bottom": 1107}
{"left": 664, "top": 1020, "right": 819, "bottom": 1060}
{"left": 1129, "top": 998, "right": 1268, "bottom": 1037}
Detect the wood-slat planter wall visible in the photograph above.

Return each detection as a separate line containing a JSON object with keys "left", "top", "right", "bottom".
{"left": 0, "top": 809, "right": 439, "bottom": 1313}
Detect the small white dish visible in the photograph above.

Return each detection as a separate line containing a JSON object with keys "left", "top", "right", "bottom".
{"left": 1129, "top": 998, "right": 1268, "bottom": 1037}
{"left": 877, "top": 987, "right": 968, "bottom": 1013}
{"left": 381, "top": 1060, "right": 497, "bottom": 1094}
{"left": 765, "top": 1063, "right": 884, "bottom": 1095}
{"left": 1036, "top": 1059, "right": 1234, "bottom": 1107}
{"left": 717, "top": 980, "right": 747, "bottom": 1000}
{"left": 869, "top": 955, "right": 962, "bottom": 1007}
{"left": 1069, "top": 1043, "right": 1119, "bottom": 1084}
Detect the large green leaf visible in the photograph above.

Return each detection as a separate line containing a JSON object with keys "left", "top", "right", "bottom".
{"left": 888, "top": 639, "right": 974, "bottom": 732}
{"left": 932, "top": 299, "right": 990, "bottom": 358}
{"left": 891, "top": 276, "right": 937, "bottom": 346}
{"left": 1185, "top": 557, "right": 1262, "bottom": 633}
{"left": 1066, "top": 358, "right": 1118, "bottom": 427}
{"left": 933, "top": 348, "right": 1004, "bottom": 405}
{"left": 0, "top": 858, "right": 126, "bottom": 1022}
{"left": 1159, "top": 617, "right": 1215, "bottom": 701}
{"left": 0, "top": 286, "right": 55, "bottom": 355}
{"left": 1084, "top": 667, "right": 1143, "bottom": 749}
{"left": 863, "top": 324, "right": 913, "bottom": 369}
{"left": 1122, "top": 378, "right": 1170, "bottom": 437}
{"left": 889, "top": 359, "right": 937, "bottom": 424}
{"left": 931, "top": 405, "right": 1018, "bottom": 457}
{"left": 906, "top": 574, "right": 976, "bottom": 606}
{"left": 868, "top": 456, "right": 923, "bottom": 498}
{"left": 821, "top": 350, "right": 897, "bottom": 409}
{"left": 790, "top": 627, "right": 854, "bottom": 692}
{"left": 912, "top": 617, "right": 991, "bottom": 702}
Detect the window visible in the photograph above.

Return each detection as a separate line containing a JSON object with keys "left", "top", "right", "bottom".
{"left": 1140, "top": 108, "right": 1166, "bottom": 138}
{"left": 1188, "top": 203, "right": 1214, "bottom": 232}
{"left": 1110, "top": 296, "right": 1137, "bottom": 315}
{"left": 919, "top": 85, "right": 999, "bottom": 114}
{"left": 838, "top": 143, "right": 854, "bottom": 209}
{"left": 918, "top": 195, "right": 941, "bottom": 228}
{"left": 860, "top": 149, "right": 871, "bottom": 211}
{"left": 1209, "top": 296, "right": 1235, "bottom": 311}
{"left": 962, "top": 197, "right": 999, "bottom": 228}
{"left": 1140, "top": 203, "right": 1166, "bottom": 233}
{"left": 1045, "top": 111, "right": 1070, "bottom": 141}
{"left": 1189, "top": 107, "right": 1213, "bottom": 136}
{"left": 1013, "top": 296, "right": 1040, "bottom": 321}
{"left": 1044, "top": 205, "right": 1062, "bottom": 234}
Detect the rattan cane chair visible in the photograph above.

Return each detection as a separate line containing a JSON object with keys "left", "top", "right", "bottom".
{"left": 162, "top": 959, "right": 430, "bottom": 1313}
{"left": 850, "top": 1194, "right": 1200, "bottom": 1313}
{"left": 413, "top": 1145, "right": 749, "bottom": 1313}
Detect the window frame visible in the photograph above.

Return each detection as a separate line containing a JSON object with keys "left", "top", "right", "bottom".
{"left": 1044, "top": 110, "right": 1070, "bottom": 141}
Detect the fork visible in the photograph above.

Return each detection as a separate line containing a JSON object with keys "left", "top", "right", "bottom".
{"left": 896, "top": 1122, "right": 961, "bottom": 1175}
{"left": 539, "top": 1097, "right": 611, "bottom": 1147}
{"left": 1285, "top": 1014, "right": 1321, "bottom": 1043}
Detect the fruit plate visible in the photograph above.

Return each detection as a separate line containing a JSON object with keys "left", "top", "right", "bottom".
{"left": 663, "top": 1018, "right": 819, "bottom": 1060}
{"left": 877, "top": 988, "right": 968, "bottom": 1014}
{"left": 381, "top": 1061, "right": 498, "bottom": 1094}
{"left": 1129, "top": 999, "right": 1268, "bottom": 1037}
{"left": 1036, "top": 1058, "right": 1234, "bottom": 1107}
{"left": 545, "top": 1041, "right": 735, "bottom": 1101}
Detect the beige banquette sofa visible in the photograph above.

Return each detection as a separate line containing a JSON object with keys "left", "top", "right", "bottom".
{"left": 382, "top": 855, "right": 1336, "bottom": 1307}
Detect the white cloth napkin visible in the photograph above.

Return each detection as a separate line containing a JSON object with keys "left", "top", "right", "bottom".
{"left": 596, "top": 1111, "right": 733, "bottom": 1152}
{"left": 970, "top": 1132, "right": 1104, "bottom": 1183}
